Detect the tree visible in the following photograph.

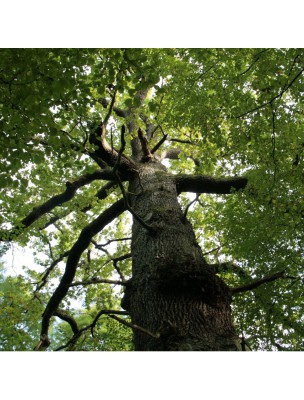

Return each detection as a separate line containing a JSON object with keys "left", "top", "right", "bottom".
{"left": 0, "top": 48, "right": 303, "bottom": 351}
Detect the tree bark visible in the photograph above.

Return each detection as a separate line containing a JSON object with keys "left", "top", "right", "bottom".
{"left": 122, "top": 161, "right": 239, "bottom": 351}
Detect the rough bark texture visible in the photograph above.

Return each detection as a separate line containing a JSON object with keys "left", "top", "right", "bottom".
{"left": 122, "top": 160, "right": 239, "bottom": 351}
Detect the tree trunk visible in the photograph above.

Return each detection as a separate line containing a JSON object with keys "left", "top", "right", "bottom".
{"left": 122, "top": 161, "right": 239, "bottom": 351}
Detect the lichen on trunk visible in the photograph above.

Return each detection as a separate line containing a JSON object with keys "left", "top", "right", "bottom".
{"left": 122, "top": 160, "right": 239, "bottom": 351}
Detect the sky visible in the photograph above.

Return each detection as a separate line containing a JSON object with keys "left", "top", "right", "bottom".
{"left": 2, "top": 243, "right": 39, "bottom": 276}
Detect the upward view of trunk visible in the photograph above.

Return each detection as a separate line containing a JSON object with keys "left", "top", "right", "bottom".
{"left": 29, "top": 90, "right": 247, "bottom": 351}
{"left": 122, "top": 160, "right": 239, "bottom": 351}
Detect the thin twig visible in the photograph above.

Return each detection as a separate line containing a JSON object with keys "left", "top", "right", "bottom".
{"left": 108, "top": 314, "right": 160, "bottom": 339}
{"left": 69, "top": 278, "right": 126, "bottom": 287}
{"left": 234, "top": 67, "right": 304, "bottom": 119}
{"left": 270, "top": 104, "right": 277, "bottom": 187}
{"left": 202, "top": 246, "right": 221, "bottom": 256}
{"left": 231, "top": 270, "right": 298, "bottom": 295}
{"left": 182, "top": 195, "right": 199, "bottom": 221}
{"left": 112, "top": 253, "right": 131, "bottom": 282}
{"left": 238, "top": 49, "right": 270, "bottom": 77}
{"left": 103, "top": 90, "right": 117, "bottom": 127}
{"left": 35, "top": 250, "right": 70, "bottom": 292}
{"left": 95, "top": 237, "right": 132, "bottom": 247}
{"left": 54, "top": 309, "right": 129, "bottom": 351}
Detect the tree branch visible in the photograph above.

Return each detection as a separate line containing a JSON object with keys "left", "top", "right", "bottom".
{"left": 231, "top": 270, "right": 298, "bottom": 295}
{"left": 161, "top": 148, "right": 181, "bottom": 160}
{"left": 54, "top": 309, "right": 129, "bottom": 351}
{"left": 138, "top": 128, "right": 152, "bottom": 161}
{"left": 112, "top": 253, "right": 131, "bottom": 282}
{"left": 70, "top": 278, "right": 126, "bottom": 287}
{"left": 151, "top": 132, "right": 168, "bottom": 154}
{"left": 234, "top": 66, "right": 304, "bottom": 119}
{"left": 93, "top": 236, "right": 131, "bottom": 248}
{"left": 108, "top": 314, "right": 160, "bottom": 339}
{"left": 182, "top": 195, "right": 199, "bottom": 221}
{"left": 41, "top": 181, "right": 117, "bottom": 230}
{"left": 39, "top": 198, "right": 126, "bottom": 346}
{"left": 97, "top": 97, "right": 131, "bottom": 118}
{"left": 53, "top": 309, "right": 79, "bottom": 335}
{"left": 211, "top": 262, "right": 248, "bottom": 278}
{"left": 35, "top": 250, "right": 70, "bottom": 292}
{"left": 112, "top": 128, "right": 156, "bottom": 234}
{"left": 1, "top": 170, "right": 114, "bottom": 241}
{"left": 176, "top": 174, "right": 248, "bottom": 195}
{"left": 96, "top": 124, "right": 136, "bottom": 171}
{"left": 237, "top": 49, "right": 270, "bottom": 77}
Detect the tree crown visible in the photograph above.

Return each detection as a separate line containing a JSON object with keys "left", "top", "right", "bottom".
{"left": 1, "top": 48, "right": 304, "bottom": 350}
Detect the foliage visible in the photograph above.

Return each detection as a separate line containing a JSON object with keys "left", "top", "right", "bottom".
{"left": 1, "top": 48, "right": 304, "bottom": 350}
{"left": 0, "top": 264, "right": 43, "bottom": 350}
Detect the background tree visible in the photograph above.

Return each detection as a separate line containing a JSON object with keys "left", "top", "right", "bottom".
{"left": 0, "top": 48, "right": 303, "bottom": 350}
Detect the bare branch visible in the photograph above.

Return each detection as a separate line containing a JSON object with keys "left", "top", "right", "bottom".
{"left": 237, "top": 49, "right": 270, "bottom": 77}
{"left": 151, "top": 132, "right": 168, "bottom": 154}
{"left": 210, "top": 262, "right": 248, "bottom": 278}
{"left": 112, "top": 253, "right": 132, "bottom": 282}
{"left": 108, "top": 314, "right": 160, "bottom": 339}
{"left": 97, "top": 124, "right": 136, "bottom": 171}
{"left": 202, "top": 246, "right": 221, "bottom": 256}
{"left": 161, "top": 148, "right": 181, "bottom": 160}
{"left": 231, "top": 270, "right": 298, "bottom": 295}
{"left": 70, "top": 278, "right": 126, "bottom": 287}
{"left": 42, "top": 180, "right": 117, "bottom": 230}
{"left": 35, "top": 250, "right": 70, "bottom": 292}
{"left": 170, "top": 137, "right": 193, "bottom": 145}
{"left": 138, "top": 128, "right": 152, "bottom": 161}
{"left": 97, "top": 98, "right": 131, "bottom": 118}
{"left": 90, "top": 240, "right": 131, "bottom": 282}
{"left": 53, "top": 309, "right": 79, "bottom": 335}
{"left": 182, "top": 195, "right": 199, "bottom": 221}
{"left": 176, "top": 174, "right": 248, "bottom": 195}
{"left": 33, "top": 334, "right": 50, "bottom": 351}
{"left": 112, "top": 128, "right": 156, "bottom": 234}
{"left": 115, "top": 177, "right": 156, "bottom": 233}
{"left": 103, "top": 90, "right": 117, "bottom": 127}
{"left": 95, "top": 237, "right": 131, "bottom": 247}
{"left": 39, "top": 198, "right": 126, "bottom": 345}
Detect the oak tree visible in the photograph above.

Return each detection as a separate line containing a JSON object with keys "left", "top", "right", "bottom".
{"left": 1, "top": 48, "right": 303, "bottom": 351}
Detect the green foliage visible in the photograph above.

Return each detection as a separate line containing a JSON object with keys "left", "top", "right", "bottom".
{"left": 0, "top": 266, "right": 43, "bottom": 350}
{"left": 1, "top": 48, "right": 304, "bottom": 350}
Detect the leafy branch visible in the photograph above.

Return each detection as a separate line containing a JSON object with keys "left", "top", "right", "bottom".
{"left": 54, "top": 309, "right": 130, "bottom": 351}
{"left": 0, "top": 170, "right": 115, "bottom": 241}
{"left": 42, "top": 180, "right": 117, "bottom": 230}
{"left": 234, "top": 66, "right": 304, "bottom": 119}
